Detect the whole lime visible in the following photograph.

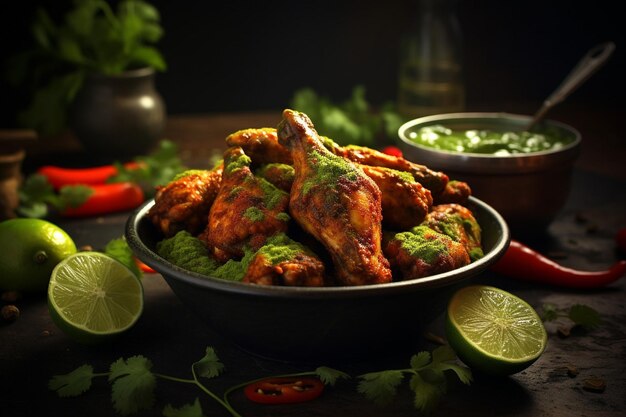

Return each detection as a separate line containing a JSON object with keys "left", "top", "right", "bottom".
{"left": 0, "top": 218, "right": 77, "bottom": 292}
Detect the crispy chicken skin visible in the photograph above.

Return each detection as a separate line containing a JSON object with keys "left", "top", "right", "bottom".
{"left": 423, "top": 203, "right": 483, "bottom": 261}
{"left": 200, "top": 146, "right": 290, "bottom": 262}
{"left": 433, "top": 180, "right": 472, "bottom": 205}
{"left": 242, "top": 234, "right": 326, "bottom": 286}
{"left": 321, "top": 137, "right": 449, "bottom": 195}
{"left": 255, "top": 163, "right": 295, "bottom": 193}
{"left": 277, "top": 109, "right": 392, "bottom": 286}
{"left": 148, "top": 166, "right": 223, "bottom": 237}
{"left": 225, "top": 128, "right": 292, "bottom": 165}
{"left": 359, "top": 165, "right": 433, "bottom": 230}
{"left": 383, "top": 225, "right": 470, "bottom": 280}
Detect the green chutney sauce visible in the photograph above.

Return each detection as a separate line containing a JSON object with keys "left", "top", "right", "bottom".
{"left": 409, "top": 124, "right": 574, "bottom": 155}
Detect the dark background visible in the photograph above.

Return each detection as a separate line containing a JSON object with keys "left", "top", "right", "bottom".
{"left": 1, "top": 0, "right": 624, "bottom": 128}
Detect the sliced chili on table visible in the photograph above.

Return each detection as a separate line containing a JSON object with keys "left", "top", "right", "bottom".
{"left": 243, "top": 377, "right": 324, "bottom": 405}
{"left": 490, "top": 239, "right": 626, "bottom": 289}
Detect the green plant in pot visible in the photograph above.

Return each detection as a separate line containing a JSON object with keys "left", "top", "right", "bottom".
{"left": 7, "top": 0, "right": 167, "bottom": 160}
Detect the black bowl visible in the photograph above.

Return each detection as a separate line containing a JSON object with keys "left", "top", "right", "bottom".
{"left": 125, "top": 197, "right": 509, "bottom": 363}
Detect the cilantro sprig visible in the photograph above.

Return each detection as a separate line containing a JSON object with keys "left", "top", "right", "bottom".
{"left": 357, "top": 345, "right": 472, "bottom": 414}
{"left": 49, "top": 347, "right": 348, "bottom": 417}
{"left": 49, "top": 345, "right": 471, "bottom": 415}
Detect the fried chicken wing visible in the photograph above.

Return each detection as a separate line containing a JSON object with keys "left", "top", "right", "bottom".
{"left": 200, "top": 146, "right": 290, "bottom": 262}
{"left": 148, "top": 167, "right": 223, "bottom": 237}
{"left": 255, "top": 163, "right": 295, "bottom": 193}
{"left": 423, "top": 203, "right": 483, "bottom": 261}
{"left": 277, "top": 109, "right": 392, "bottom": 286}
{"left": 225, "top": 127, "right": 292, "bottom": 165}
{"left": 359, "top": 165, "right": 433, "bottom": 230}
{"left": 321, "top": 137, "right": 449, "bottom": 195}
{"left": 432, "top": 180, "right": 472, "bottom": 205}
{"left": 383, "top": 225, "right": 470, "bottom": 280}
{"left": 242, "top": 234, "right": 326, "bottom": 286}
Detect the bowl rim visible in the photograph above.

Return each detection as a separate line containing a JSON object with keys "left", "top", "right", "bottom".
{"left": 125, "top": 196, "right": 510, "bottom": 300}
{"left": 397, "top": 112, "right": 582, "bottom": 159}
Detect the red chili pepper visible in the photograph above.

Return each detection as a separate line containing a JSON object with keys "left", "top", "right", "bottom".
{"left": 616, "top": 228, "right": 626, "bottom": 254}
{"left": 135, "top": 257, "right": 157, "bottom": 274}
{"left": 61, "top": 182, "right": 145, "bottom": 218}
{"left": 381, "top": 146, "right": 404, "bottom": 158}
{"left": 490, "top": 239, "right": 626, "bottom": 289}
{"left": 38, "top": 162, "right": 143, "bottom": 189}
{"left": 243, "top": 377, "right": 324, "bottom": 405}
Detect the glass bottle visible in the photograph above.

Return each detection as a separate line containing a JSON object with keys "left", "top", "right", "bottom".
{"left": 397, "top": 0, "right": 465, "bottom": 118}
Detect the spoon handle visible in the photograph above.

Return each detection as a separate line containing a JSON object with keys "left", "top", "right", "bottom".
{"left": 527, "top": 41, "right": 615, "bottom": 131}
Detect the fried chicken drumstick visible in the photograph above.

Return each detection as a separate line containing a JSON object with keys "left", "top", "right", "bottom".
{"left": 277, "top": 109, "right": 392, "bottom": 285}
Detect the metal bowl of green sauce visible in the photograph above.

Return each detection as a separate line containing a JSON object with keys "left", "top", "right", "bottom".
{"left": 398, "top": 112, "right": 581, "bottom": 234}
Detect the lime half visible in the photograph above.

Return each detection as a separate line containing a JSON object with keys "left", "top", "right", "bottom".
{"left": 445, "top": 285, "right": 547, "bottom": 376}
{"left": 48, "top": 252, "right": 144, "bottom": 345}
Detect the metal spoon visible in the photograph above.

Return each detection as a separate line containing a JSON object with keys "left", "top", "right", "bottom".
{"left": 526, "top": 41, "right": 615, "bottom": 131}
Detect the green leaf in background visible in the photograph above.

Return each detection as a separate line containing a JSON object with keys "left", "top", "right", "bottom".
{"left": 289, "top": 86, "right": 406, "bottom": 147}
{"left": 6, "top": 0, "right": 166, "bottom": 136}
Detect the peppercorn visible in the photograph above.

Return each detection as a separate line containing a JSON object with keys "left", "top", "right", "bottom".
{"left": 1, "top": 304, "right": 20, "bottom": 323}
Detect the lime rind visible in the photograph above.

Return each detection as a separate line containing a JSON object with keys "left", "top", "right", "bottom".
{"left": 446, "top": 285, "right": 547, "bottom": 375}
{"left": 48, "top": 252, "right": 144, "bottom": 344}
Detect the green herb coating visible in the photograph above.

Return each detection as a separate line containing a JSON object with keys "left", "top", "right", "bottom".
{"left": 156, "top": 231, "right": 218, "bottom": 276}
{"left": 243, "top": 206, "right": 265, "bottom": 222}
{"left": 302, "top": 150, "right": 358, "bottom": 195}
{"left": 395, "top": 226, "right": 451, "bottom": 264}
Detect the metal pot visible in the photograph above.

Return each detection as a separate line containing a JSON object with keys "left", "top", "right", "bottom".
{"left": 70, "top": 67, "right": 166, "bottom": 160}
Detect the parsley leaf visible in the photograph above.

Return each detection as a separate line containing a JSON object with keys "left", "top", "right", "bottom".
{"left": 48, "top": 364, "right": 95, "bottom": 397}
{"left": 163, "top": 398, "right": 205, "bottom": 417}
{"left": 109, "top": 356, "right": 156, "bottom": 415}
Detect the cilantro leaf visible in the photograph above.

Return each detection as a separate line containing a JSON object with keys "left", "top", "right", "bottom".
{"left": 163, "top": 398, "right": 205, "bottom": 417}
{"left": 569, "top": 304, "right": 601, "bottom": 329}
{"left": 109, "top": 139, "right": 186, "bottom": 197}
{"left": 109, "top": 356, "right": 156, "bottom": 415}
{"left": 105, "top": 237, "right": 142, "bottom": 279}
{"left": 192, "top": 347, "right": 225, "bottom": 379}
{"left": 58, "top": 185, "right": 93, "bottom": 209}
{"left": 541, "top": 303, "right": 559, "bottom": 322}
{"left": 410, "top": 351, "right": 431, "bottom": 369}
{"left": 541, "top": 302, "right": 601, "bottom": 330}
{"left": 429, "top": 345, "right": 473, "bottom": 385}
{"left": 315, "top": 366, "right": 350, "bottom": 386}
{"left": 48, "top": 364, "right": 95, "bottom": 397}
{"left": 357, "top": 370, "right": 405, "bottom": 405}
{"left": 410, "top": 372, "right": 445, "bottom": 414}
